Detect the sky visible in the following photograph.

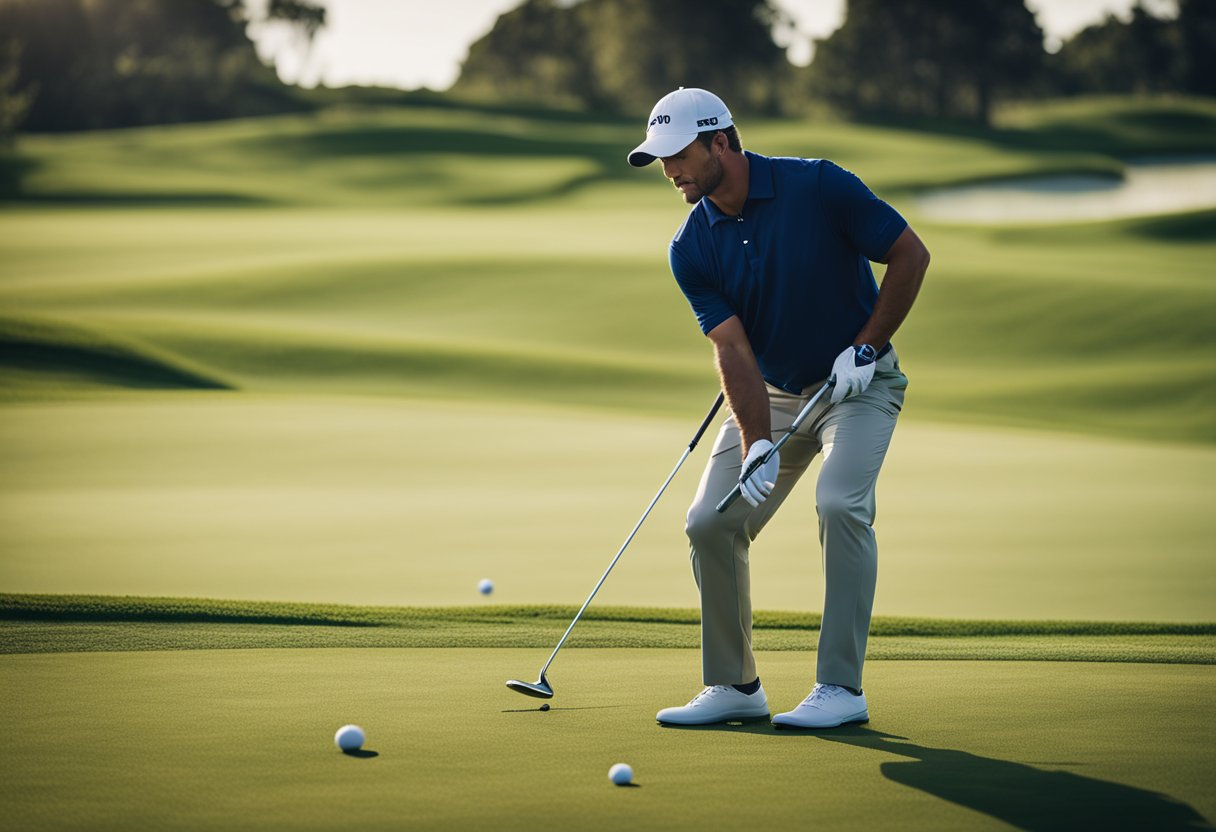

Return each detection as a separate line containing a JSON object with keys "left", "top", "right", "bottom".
{"left": 249, "top": 0, "right": 1180, "bottom": 92}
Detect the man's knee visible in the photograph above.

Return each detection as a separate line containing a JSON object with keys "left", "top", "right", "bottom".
{"left": 815, "top": 485, "right": 871, "bottom": 528}
{"left": 685, "top": 498, "right": 736, "bottom": 547}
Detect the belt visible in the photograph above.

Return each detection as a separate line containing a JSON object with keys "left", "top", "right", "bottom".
{"left": 766, "top": 344, "right": 895, "bottom": 396}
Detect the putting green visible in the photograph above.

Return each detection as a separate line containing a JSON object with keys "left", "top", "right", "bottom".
{"left": 1, "top": 648, "right": 1211, "bottom": 831}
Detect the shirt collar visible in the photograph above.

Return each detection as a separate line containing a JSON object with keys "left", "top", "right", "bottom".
{"left": 704, "top": 151, "right": 775, "bottom": 226}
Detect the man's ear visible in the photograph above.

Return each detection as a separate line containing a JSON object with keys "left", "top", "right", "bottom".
{"left": 713, "top": 131, "right": 728, "bottom": 156}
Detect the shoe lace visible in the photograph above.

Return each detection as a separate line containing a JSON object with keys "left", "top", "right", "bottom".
{"left": 688, "top": 685, "right": 732, "bottom": 707}
{"left": 802, "top": 684, "right": 842, "bottom": 707}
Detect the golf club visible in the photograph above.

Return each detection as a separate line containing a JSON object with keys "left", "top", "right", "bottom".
{"left": 506, "top": 390, "right": 726, "bottom": 699}
{"left": 715, "top": 376, "right": 836, "bottom": 513}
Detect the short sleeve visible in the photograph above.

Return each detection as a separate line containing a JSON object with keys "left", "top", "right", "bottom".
{"left": 669, "top": 243, "right": 735, "bottom": 335}
{"left": 819, "top": 161, "right": 907, "bottom": 262}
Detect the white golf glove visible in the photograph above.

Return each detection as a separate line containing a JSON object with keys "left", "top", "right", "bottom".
{"left": 738, "top": 439, "right": 779, "bottom": 508}
{"left": 829, "top": 344, "right": 878, "bottom": 404}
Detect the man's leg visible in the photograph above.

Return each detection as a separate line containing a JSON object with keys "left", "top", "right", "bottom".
{"left": 813, "top": 352, "right": 907, "bottom": 691}
{"left": 685, "top": 385, "right": 826, "bottom": 685}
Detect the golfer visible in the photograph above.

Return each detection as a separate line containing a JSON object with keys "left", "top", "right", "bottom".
{"left": 628, "top": 88, "right": 930, "bottom": 728}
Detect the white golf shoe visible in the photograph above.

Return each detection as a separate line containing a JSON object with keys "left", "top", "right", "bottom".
{"left": 772, "top": 683, "right": 869, "bottom": 729}
{"left": 656, "top": 684, "right": 770, "bottom": 725}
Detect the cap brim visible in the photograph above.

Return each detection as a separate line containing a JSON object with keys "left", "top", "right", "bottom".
{"left": 627, "top": 132, "right": 698, "bottom": 167}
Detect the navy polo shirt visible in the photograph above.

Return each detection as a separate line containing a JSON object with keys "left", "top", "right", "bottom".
{"left": 669, "top": 152, "right": 907, "bottom": 393}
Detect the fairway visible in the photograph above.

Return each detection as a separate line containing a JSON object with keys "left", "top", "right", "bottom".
{"left": 2, "top": 647, "right": 1212, "bottom": 832}
{"left": 1, "top": 395, "right": 1213, "bottom": 620}
{"left": 2, "top": 94, "right": 1214, "bottom": 832}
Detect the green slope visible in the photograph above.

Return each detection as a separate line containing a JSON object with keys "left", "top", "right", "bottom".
{"left": 0, "top": 314, "right": 232, "bottom": 391}
{"left": 4, "top": 594, "right": 1213, "bottom": 664}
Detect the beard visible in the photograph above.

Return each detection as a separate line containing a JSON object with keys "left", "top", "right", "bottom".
{"left": 675, "top": 153, "right": 725, "bottom": 204}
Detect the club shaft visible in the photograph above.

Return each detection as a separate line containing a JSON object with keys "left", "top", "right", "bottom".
{"left": 537, "top": 392, "right": 725, "bottom": 678}
{"left": 715, "top": 378, "right": 835, "bottom": 513}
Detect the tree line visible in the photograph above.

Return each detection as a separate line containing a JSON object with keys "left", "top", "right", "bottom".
{"left": 1, "top": 0, "right": 1212, "bottom": 139}
{"left": 456, "top": 0, "right": 1215, "bottom": 125}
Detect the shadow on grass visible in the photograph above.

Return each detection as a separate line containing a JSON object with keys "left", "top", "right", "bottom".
{"left": 659, "top": 721, "right": 1209, "bottom": 829}
{"left": 853, "top": 103, "right": 1216, "bottom": 158}
{"left": 342, "top": 749, "right": 379, "bottom": 759}
{"left": 501, "top": 705, "right": 626, "bottom": 713}
{"left": 2, "top": 192, "right": 270, "bottom": 206}
{"left": 1117, "top": 208, "right": 1216, "bottom": 243}
{"left": 0, "top": 340, "right": 232, "bottom": 391}
{"left": 0, "top": 151, "right": 268, "bottom": 206}
{"left": 816, "top": 727, "right": 1211, "bottom": 832}
{"left": 657, "top": 717, "right": 774, "bottom": 734}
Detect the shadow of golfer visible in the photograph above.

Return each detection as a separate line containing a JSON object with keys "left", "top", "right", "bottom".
{"left": 816, "top": 727, "right": 1211, "bottom": 832}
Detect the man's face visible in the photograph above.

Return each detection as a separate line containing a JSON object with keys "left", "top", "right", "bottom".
{"left": 659, "top": 137, "right": 723, "bottom": 205}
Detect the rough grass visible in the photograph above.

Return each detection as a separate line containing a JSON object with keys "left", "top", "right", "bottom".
{"left": 4, "top": 594, "right": 1212, "bottom": 663}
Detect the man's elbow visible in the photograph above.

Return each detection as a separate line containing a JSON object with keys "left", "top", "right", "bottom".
{"left": 914, "top": 240, "right": 930, "bottom": 275}
{"left": 904, "top": 229, "right": 930, "bottom": 273}
{"left": 881, "top": 227, "right": 929, "bottom": 273}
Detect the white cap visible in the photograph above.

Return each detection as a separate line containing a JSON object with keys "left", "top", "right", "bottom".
{"left": 627, "top": 87, "right": 733, "bottom": 167}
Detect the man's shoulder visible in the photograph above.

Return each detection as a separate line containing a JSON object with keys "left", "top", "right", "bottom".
{"left": 765, "top": 154, "right": 835, "bottom": 183}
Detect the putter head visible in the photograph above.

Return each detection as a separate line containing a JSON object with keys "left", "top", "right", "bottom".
{"left": 505, "top": 672, "right": 554, "bottom": 699}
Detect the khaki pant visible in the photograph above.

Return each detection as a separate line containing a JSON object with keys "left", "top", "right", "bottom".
{"left": 685, "top": 349, "right": 907, "bottom": 691}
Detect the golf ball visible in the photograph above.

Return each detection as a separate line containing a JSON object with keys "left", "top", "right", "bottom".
{"left": 334, "top": 724, "right": 365, "bottom": 752}
{"left": 478, "top": 578, "right": 494, "bottom": 595}
{"left": 608, "top": 763, "right": 633, "bottom": 786}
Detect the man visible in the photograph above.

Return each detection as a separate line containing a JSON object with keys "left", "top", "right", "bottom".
{"left": 627, "top": 88, "right": 929, "bottom": 729}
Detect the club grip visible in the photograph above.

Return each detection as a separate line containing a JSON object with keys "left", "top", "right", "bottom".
{"left": 689, "top": 391, "right": 726, "bottom": 452}
{"left": 715, "top": 453, "right": 767, "bottom": 513}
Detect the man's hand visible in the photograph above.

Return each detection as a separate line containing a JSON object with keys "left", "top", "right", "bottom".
{"left": 739, "top": 439, "right": 779, "bottom": 507}
{"left": 830, "top": 344, "right": 877, "bottom": 404}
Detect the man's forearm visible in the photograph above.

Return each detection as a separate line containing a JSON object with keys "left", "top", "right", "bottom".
{"left": 714, "top": 339, "right": 771, "bottom": 455}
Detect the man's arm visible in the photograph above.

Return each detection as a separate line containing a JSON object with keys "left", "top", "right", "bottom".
{"left": 707, "top": 316, "right": 770, "bottom": 456}
{"left": 854, "top": 225, "right": 930, "bottom": 350}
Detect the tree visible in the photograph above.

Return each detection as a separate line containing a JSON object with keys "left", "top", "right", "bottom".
{"left": 805, "top": 0, "right": 1045, "bottom": 125}
{"left": 578, "top": 0, "right": 790, "bottom": 115}
{"left": 1173, "top": 0, "right": 1214, "bottom": 97}
{"left": 454, "top": 0, "right": 789, "bottom": 115}
{"left": 1049, "top": 2, "right": 1182, "bottom": 95}
{"left": 0, "top": 0, "right": 326, "bottom": 131}
{"left": 451, "top": 0, "right": 593, "bottom": 109}
{"left": 0, "top": 40, "right": 33, "bottom": 142}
